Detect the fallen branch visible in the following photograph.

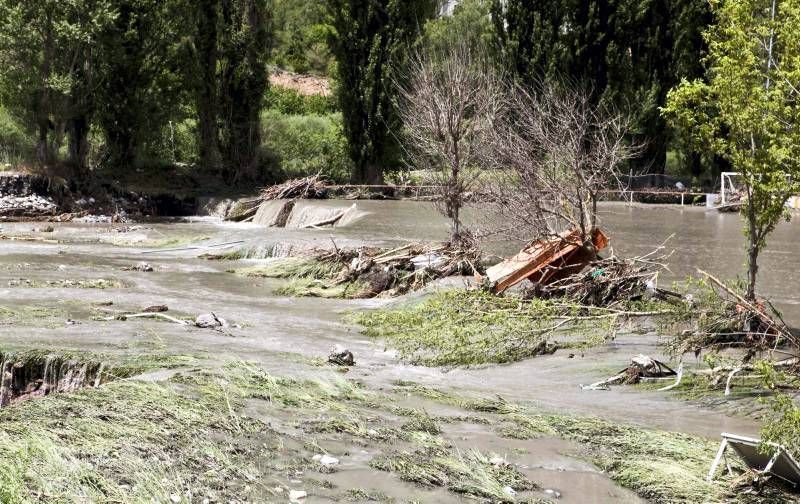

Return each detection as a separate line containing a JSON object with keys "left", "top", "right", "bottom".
{"left": 101, "top": 312, "right": 189, "bottom": 325}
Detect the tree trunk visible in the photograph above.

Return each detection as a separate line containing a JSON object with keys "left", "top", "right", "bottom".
{"left": 352, "top": 162, "right": 384, "bottom": 185}
{"left": 197, "top": 0, "right": 221, "bottom": 172}
{"left": 68, "top": 115, "right": 91, "bottom": 177}
{"left": 745, "top": 194, "right": 759, "bottom": 301}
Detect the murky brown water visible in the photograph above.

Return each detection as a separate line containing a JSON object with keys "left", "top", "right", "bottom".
{"left": 1, "top": 200, "right": 796, "bottom": 502}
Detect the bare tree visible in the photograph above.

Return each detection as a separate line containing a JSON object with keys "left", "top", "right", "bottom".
{"left": 396, "top": 43, "right": 504, "bottom": 239}
{"left": 486, "top": 83, "right": 642, "bottom": 247}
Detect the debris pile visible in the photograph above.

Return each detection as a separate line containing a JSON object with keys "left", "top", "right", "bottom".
{"left": 484, "top": 228, "right": 609, "bottom": 294}
{"left": 0, "top": 194, "right": 58, "bottom": 218}
{"left": 669, "top": 270, "right": 796, "bottom": 358}
{"left": 317, "top": 237, "right": 482, "bottom": 298}
{"left": 540, "top": 255, "right": 678, "bottom": 307}
{"left": 582, "top": 355, "right": 678, "bottom": 390}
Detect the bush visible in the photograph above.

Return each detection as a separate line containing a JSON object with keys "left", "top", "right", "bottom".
{"left": 0, "top": 106, "right": 33, "bottom": 167}
{"left": 261, "top": 110, "right": 351, "bottom": 182}
{"left": 264, "top": 86, "right": 337, "bottom": 115}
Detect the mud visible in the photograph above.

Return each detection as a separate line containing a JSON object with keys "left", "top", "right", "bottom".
{"left": 1, "top": 201, "right": 798, "bottom": 501}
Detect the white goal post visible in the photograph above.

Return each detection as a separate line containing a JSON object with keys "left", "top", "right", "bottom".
{"left": 720, "top": 172, "right": 741, "bottom": 206}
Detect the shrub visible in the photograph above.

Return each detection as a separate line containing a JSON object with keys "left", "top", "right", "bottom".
{"left": 261, "top": 110, "right": 351, "bottom": 182}
{"left": 264, "top": 86, "right": 336, "bottom": 115}
{"left": 0, "top": 106, "right": 32, "bottom": 167}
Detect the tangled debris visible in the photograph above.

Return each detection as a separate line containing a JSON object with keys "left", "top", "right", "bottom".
{"left": 582, "top": 355, "right": 678, "bottom": 390}
{"left": 667, "top": 270, "right": 796, "bottom": 359}
{"left": 238, "top": 237, "right": 483, "bottom": 299}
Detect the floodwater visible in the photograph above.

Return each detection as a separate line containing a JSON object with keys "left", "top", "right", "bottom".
{"left": 1, "top": 200, "right": 797, "bottom": 502}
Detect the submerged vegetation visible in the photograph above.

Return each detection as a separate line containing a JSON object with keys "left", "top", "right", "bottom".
{"left": 391, "top": 381, "right": 763, "bottom": 504}
{"left": 353, "top": 290, "right": 661, "bottom": 367}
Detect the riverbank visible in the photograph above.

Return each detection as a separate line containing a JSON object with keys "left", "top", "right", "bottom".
{"left": 0, "top": 204, "right": 798, "bottom": 501}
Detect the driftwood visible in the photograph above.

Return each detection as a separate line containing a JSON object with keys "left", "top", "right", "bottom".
{"left": 101, "top": 312, "right": 189, "bottom": 325}
{"left": 582, "top": 355, "right": 677, "bottom": 390}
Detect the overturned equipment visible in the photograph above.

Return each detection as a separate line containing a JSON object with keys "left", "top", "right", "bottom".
{"left": 484, "top": 228, "right": 608, "bottom": 294}
{"left": 708, "top": 433, "right": 800, "bottom": 489}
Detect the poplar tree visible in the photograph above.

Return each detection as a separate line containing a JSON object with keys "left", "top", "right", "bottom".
{"left": 327, "top": 0, "right": 439, "bottom": 184}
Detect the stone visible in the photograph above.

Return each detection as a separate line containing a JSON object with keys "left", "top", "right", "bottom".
{"left": 195, "top": 313, "right": 228, "bottom": 329}
{"left": 289, "top": 490, "right": 307, "bottom": 502}
{"left": 313, "top": 454, "right": 339, "bottom": 467}
{"left": 328, "top": 345, "right": 355, "bottom": 366}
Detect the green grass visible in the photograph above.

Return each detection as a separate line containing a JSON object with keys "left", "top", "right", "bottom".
{"left": 0, "top": 379, "right": 266, "bottom": 503}
{"left": 230, "top": 257, "right": 342, "bottom": 280}
{"left": 0, "top": 306, "right": 69, "bottom": 328}
{"left": 351, "top": 290, "right": 622, "bottom": 367}
{"left": 231, "top": 257, "right": 371, "bottom": 299}
{"left": 371, "top": 447, "right": 535, "bottom": 503}
{"left": 391, "top": 381, "right": 758, "bottom": 504}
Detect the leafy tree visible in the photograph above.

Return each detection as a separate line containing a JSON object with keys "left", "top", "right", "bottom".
{"left": 0, "top": 0, "right": 116, "bottom": 173}
{"left": 490, "top": 0, "right": 564, "bottom": 83}
{"left": 424, "top": 0, "right": 495, "bottom": 54}
{"left": 94, "top": 0, "right": 193, "bottom": 169}
{"left": 272, "top": 0, "right": 332, "bottom": 74}
{"left": 491, "top": 0, "right": 711, "bottom": 175}
{"left": 218, "top": 0, "right": 272, "bottom": 183}
{"left": 663, "top": 0, "right": 800, "bottom": 300}
{"left": 190, "top": 0, "right": 272, "bottom": 183}
{"left": 327, "top": 0, "right": 439, "bottom": 184}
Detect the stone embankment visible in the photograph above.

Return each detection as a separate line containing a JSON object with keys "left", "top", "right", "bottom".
{"left": 0, "top": 172, "right": 59, "bottom": 218}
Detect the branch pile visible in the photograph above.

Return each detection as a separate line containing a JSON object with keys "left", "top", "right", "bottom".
{"left": 317, "top": 238, "right": 483, "bottom": 298}
{"left": 668, "top": 270, "right": 797, "bottom": 359}
{"left": 526, "top": 249, "right": 677, "bottom": 308}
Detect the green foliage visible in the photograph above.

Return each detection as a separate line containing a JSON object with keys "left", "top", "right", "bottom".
{"left": 272, "top": 0, "right": 333, "bottom": 75}
{"left": 0, "top": 106, "right": 31, "bottom": 166}
{"left": 492, "top": 0, "right": 711, "bottom": 175}
{"left": 761, "top": 393, "right": 800, "bottom": 455}
{"left": 264, "top": 86, "right": 337, "bottom": 115}
{"left": 327, "top": 0, "right": 439, "bottom": 183}
{"left": 423, "top": 0, "right": 495, "bottom": 53}
{"left": 664, "top": 0, "right": 800, "bottom": 299}
{"left": 261, "top": 111, "right": 351, "bottom": 182}
{"left": 352, "top": 290, "right": 626, "bottom": 367}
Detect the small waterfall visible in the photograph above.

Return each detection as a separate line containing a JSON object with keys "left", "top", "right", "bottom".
{"left": 253, "top": 200, "right": 295, "bottom": 227}
{"left": 0, "top": 352, "right": 108, "bottom": 407}
{"left": 287, "top": 202, "right": 362, "bottom": 229}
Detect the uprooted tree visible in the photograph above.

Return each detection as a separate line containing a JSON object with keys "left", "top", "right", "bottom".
{"left": 664, "top": 0, "right": 800, "bottom": 301}
{"left": 396, "top": 43, "right": 504, "bottom": 238}
{"left": 486, "top": 82, "right": 642, "bottom": 247}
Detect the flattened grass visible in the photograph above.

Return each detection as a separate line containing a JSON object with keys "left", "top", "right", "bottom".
{"left": 392, "top": 381, "right": 747, "bottom": 504}
{"left": 351, "top": 290, "right": 622, "bottom": 366}
{"left": 0, "top": 379, "right": 265, "bottom": 503}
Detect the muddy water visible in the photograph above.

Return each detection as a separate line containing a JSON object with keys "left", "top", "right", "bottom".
{"left": 1, "top": 200, "right": 796, "bottom": 501}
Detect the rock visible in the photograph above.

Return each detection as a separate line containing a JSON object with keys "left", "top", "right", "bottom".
{"left": 489, "top": 456, "right": 506, "bottom": 467}
{"left": 328, "top": 345, "right": 355, "bottom": 366}
{"left": 289, "top": 490, "right": 307, "bottom": 502}
{"left": 312, "top": 454, "right": 340, "bottom": 467}
{"left": 143, "top": 305, "right": 169, "bottom": 313}
{"left": 123, "top": 262, "right": 153, "bottom": 272}
{"left": 503, "top": 486, "right": 516, "bottom": 497}
{"left": 169, "top": 494, "right": 181, "bottom": 503}
{"left": 195, "top": 313, "right": 228, "bottom": 329}
{"left": 544, "top": 488, "right": 562, "bottom": 499}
